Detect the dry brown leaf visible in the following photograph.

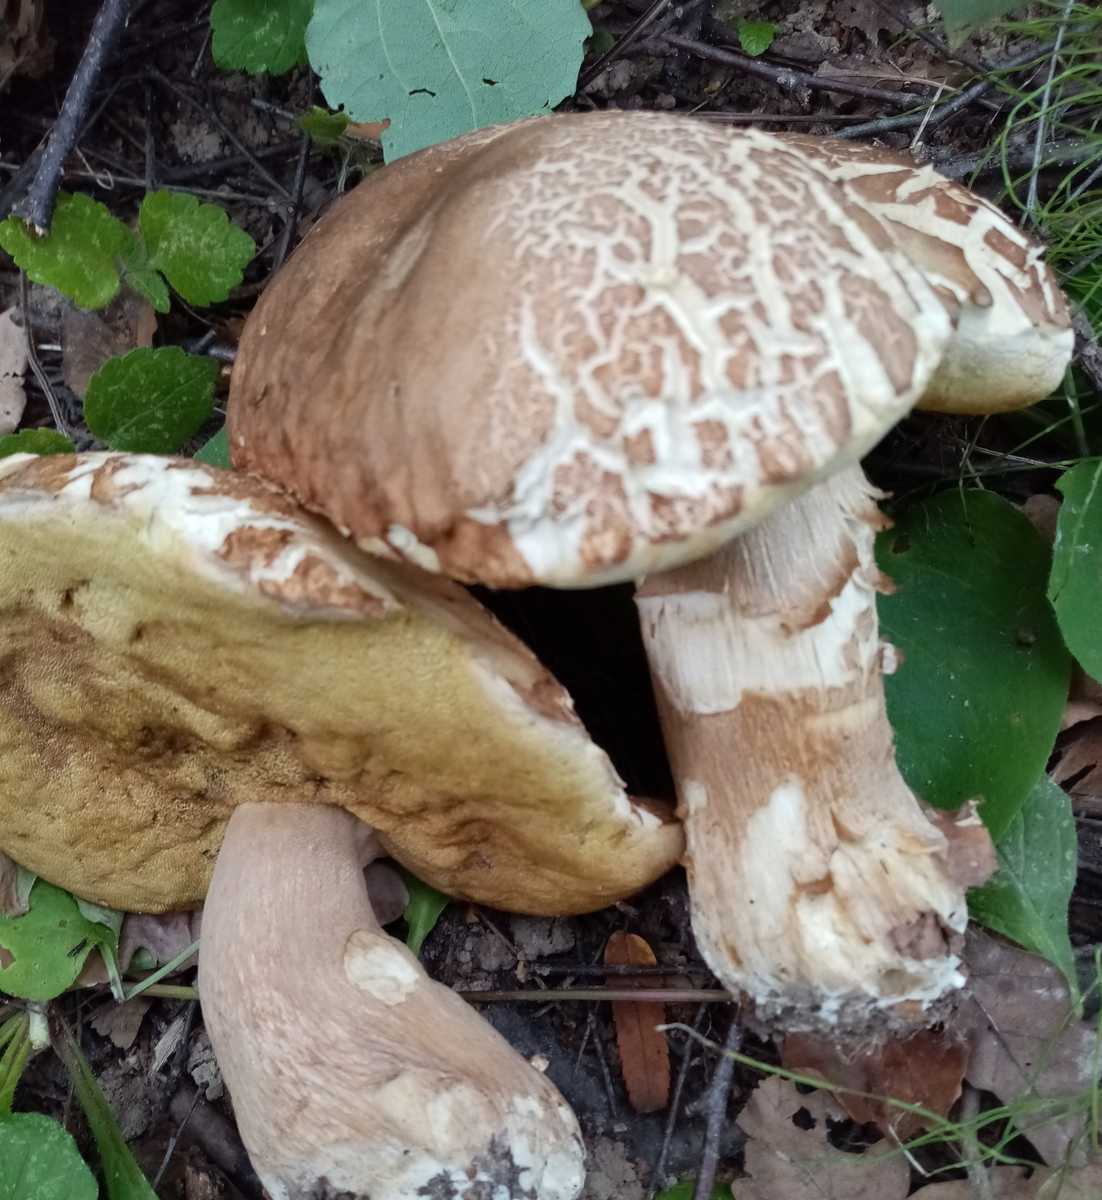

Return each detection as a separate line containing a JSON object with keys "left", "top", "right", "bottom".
{"left": 0, "top": 0, "right": 51, "bottom": 87}
{"left": 0, "top": 850, "right": 27, "bottom": 917}
{"left": 960, "top": 930, "right": 1099, "bottom": 1166}
{"left": 77, "top": 910, "right": 200, "bottom": 987}
{"left": 782, "top": 1027, "right": 968, "bottom": 1140}
{"left": 0, "top": 308, "right": 28, "bottom": 436}
{"left": 912, "top": 1162, "right": 1102, "bottom": 1198}
{"left": 364, "top": 860, "right": 409, "bottom": 927}
{"left": 345, "top": 118, "right": 391, "bottom": 141}
{"left": 1052, "top": 718, "right": 1102, "bottom": 805}
{"left": 604, "top": 931, "right": 670, "bottom": 1113}
{"left": 90, "top": 996, "right": 153, "bottom": 1050}
{"left": 736, "top": 1076, "right": 911, "bottom": 1200}
{"left": 61, "top": 289, "right": 157, "bottom": 399}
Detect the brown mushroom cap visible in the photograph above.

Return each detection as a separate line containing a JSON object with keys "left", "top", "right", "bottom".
{"left": 778, "top": 136, "right": 1074, "bottom": 414}
{"left": 0, "top": 451, "right": 680, "bottom": 914}
{"left": 228, "top": 112, "right": 953, "bottom": 589}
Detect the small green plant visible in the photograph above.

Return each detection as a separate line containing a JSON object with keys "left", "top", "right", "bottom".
{"left": 399, "top": 868, "right": 451, "bottom": 956}
{"left": 736, "top": 20, "right": 776, "bottom": 57}
{"left": 0, "top": 190, "right": 255, "bottom": 315}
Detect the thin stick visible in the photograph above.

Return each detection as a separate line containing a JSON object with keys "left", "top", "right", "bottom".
{"left": 1024, "top": 0, "right": 1075, "bottom": 222}
{"left": 693, "top": 1014, "right": 742, "bottom": 1200}
{"left": 460, "top": 987, "right": 732, "bottom": 1003}
{"left": 18, "top": 273, "right": 70, "bottom": 436}
{"left": 578, "top": 0, "right": 672, "bottom": 89}
{"left": 667, "top": 31, "right": 936, "bottom": 108}
{"left": 650, "top": 1003, "right": 707, "bottom": 1197}
{"left": 664, "top": 33, "right": 932, "bottom": 107}
{"left": 12, "top": 0, "right": 131, "bottom": 233}
{"left": 838, "top": 41, "right": 1053, "bottom": 141}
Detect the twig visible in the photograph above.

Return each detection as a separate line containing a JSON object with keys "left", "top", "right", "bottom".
{"left": 153, "top": 1076, "right": 202, "bottom": 1190}
{"left": 142, "top": 80, "right": 157, "bottom": 192}
{"left": 664, "top": 33, "right": 932, "bottom": 107}
{"left": 12, "top": 0, "right": 131, "bottom": 232}
{"left": 578, "top": 0, "right": 673, "bottom": 90}
{"left": 270, "top": 129, "right": 313, "bottom": 275}
{"left": 693, "top": 1013, "right": 742, "bottom": 1200}
{"left": 650, "top": 1003, "right": 708, "bottom": 1198}
{"left": 868, "top": 0, "right": 987, "bottom": 73}
{"left": 147, "top": 70, "right": 292, "bottom": 201}
{"left": 18, "top": 273, "right": 70, "bottom": 436}
{"left": 932, "top": 136, "right": 1096, "bottom": 180}
{"left": 460, "top": 987, "right": 732, "bottom": 1003}
{"left": 838, "top": 41, "right": 1053, "bottom": 141}
{"left": 536, "top": 962, "right": 713, "bottom": 977}
{"left": 1025, "top": 0, "right": 1076, "bottom": 222}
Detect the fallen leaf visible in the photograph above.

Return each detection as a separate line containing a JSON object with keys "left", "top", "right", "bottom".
{"left": 1021, "top": 494, "right": 1061, "bottom": 545}
{"left": 90, "top": 997, "right": 153, "bottom": 1050}
{"left": 736, "top": 1076, "right": 911, "bottom": 1200}
{"left": 61, "top": 289, "right": 156, "bottom": 399}
{"left": 0, "top": 0, "right": 52, "bottom": 88}
{"left": 77, "top": 909, "right": 200, "bottom": 986}
{"left": 960, "top": 930, "right": 1099, "bottom": 1165}
{"left": 782, "top": 1027, "right": 968, "bottom": 1140}
{"left": 364, "top": 860, "right": 409, "bottom": 927}
{"left": 832, "top": 0, "right": 903, "bottom": 41}
{"left": 0, "top": 308, "right": 28, "bottom": 436}
{"left": 0, "top": 851, "right": 26, "bottom": 917}
{"left": 912, "top": 1162, "right": 1102, "bottom": 1197}
{"left": 1052, "top": 718, "right": 1102, "bottom": 805}
{"left": 605, "top": 931, "right": 670, "bottom": 1113}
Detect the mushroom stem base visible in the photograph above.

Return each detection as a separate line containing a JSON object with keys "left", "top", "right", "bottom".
{"left": 635, "top": 466, "right": 994, "bottom": 1033}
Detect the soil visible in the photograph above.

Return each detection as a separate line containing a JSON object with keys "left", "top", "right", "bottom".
{"left": 1, "top": 2, "right": 1099, "bottom": 1198}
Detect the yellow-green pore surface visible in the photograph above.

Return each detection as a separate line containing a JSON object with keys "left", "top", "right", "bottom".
{"left": 0, "top": 454, "right": 680, "bottom": 914}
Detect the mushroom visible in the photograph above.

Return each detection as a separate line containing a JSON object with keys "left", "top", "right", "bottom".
{"left": 0, "top": 450, "right": 683, "bottom": 1197}
{"left": 227, "top": 111, "right": 1072, "bottom": 1033}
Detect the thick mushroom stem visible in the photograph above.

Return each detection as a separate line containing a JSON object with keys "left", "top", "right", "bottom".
{"left": 635, "top": 466, "right": 994, "bottom": 1032}
{"left": 199, "top": 803, "right": 586, "bottom": 1200}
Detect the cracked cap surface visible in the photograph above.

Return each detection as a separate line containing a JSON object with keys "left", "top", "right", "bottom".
{"left": 228, "top": 111, "right": 956, "bottom": 588}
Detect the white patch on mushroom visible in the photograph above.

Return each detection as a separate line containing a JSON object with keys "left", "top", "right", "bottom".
{"left": 343, "top": 929, "right": 420, "bottom": 1004}
{"left": 637, "top": 562, "right": 877, "bottom": 716}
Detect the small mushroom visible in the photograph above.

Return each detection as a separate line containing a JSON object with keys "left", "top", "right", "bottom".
{"left": 0, "top": 451, "right": 683, "bottom": 1198}
{"left": 228, "top": 111, "right": 1071, "bottom": 1033}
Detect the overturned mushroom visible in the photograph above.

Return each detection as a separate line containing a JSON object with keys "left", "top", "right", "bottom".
{"left": 0, "top": 451, "right": 683, "bottom": 1198}
{"left": 228, "top": 111, "right": 1071, "bottom": 1032}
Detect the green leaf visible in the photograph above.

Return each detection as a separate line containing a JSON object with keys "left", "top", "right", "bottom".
{"left": 737, "top": 20, "right": 776, "bottom": 56}
{"left": 969, "top": 775, "right": 1078, "bottom": 994}
{"left": 0, "top": 1113, "right": 98, "bottom": 1200}
{"left": 1049, "top": 460, "right": 1102, "bottom": 681}
{"left": 53, "top": 1021, "right": 158, "bottom": 1200}
{"left": 118, "top": 236, "right": 170, "bottom": 314}
{"left": 0, "top": 1014, "right": 30, "bottom": 1115}
{"left": 933, "top": 0, "right": 1022, "bottom": 42}
{"left": 0, "top": 880, "right": 116, "bottom": 1001}
{"left": 0, "top": 429, "right": 75, "bottom": 458}
{"left": 195, "top": 424, "right": 232, "bottom": 468}
{"left": 140, "top": 191, "right": 256, "bottom": 307}
{"left": 85, "top": 347, "right": 219, "bottom": 454}
{"left": 655, "top": 1183, "right": 733, "bottom": 1200}
{"left": 306, "top": 0, "right": 592, "bottom": 161}
{"left": 0, "top": 192, "right": 130, "bottom": 310}
{"left": 297, "top": 104, "right": 351, "bottom": 146}
{"left": 211, "top": 0, "right": 314, "bottom": 74}
{"left": 877, "top": 488, "right": 1071, "bottom": 839}
{"left": 400, "top": 868, "right": 450, "bottom": 956}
